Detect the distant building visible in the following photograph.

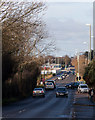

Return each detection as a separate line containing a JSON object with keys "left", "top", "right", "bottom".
{"left": 41, "top": 64, "right": 62, "bottom": 74}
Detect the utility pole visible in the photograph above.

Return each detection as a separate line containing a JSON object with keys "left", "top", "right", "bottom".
{"left": 77, "top": 52, "right": 80, "bottom": 81}
{"left": 86, "top": 24, "right": 91, "bottom": 63}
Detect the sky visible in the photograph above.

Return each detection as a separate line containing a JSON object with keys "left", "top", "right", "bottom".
{"left": 43, "top": 2, "right": 93, "bottom": 57}
{"left": 8, "top": 0, "right": 94, "bottom": 57}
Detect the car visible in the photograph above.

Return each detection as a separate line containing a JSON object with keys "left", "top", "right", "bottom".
{"left": 56, "top": 87, "right": 68, "bottom": 97}
{"left": 78, "top": 84, "right": 89, "bottom": 93}
{"left": 45, "top": 80, "right": 56, "bottom": 88}
{"left": 32, "top": 88, "right": 45, "bottom": 97}
{"left": 65, "top": 82, "right": 79, "bottom": 89}
{"left": 65, "top": 82, "right": 73, "bottom": 89}
{"left": 45, "top": 82, "right": 55, "bottom": 90}
{"left": 72, "top": 82, "right": 80, "bottom": 88}
{"left": 57, "top": 76, "right": 63, "bottom": 80}
{"left": 61, "top": 74, "right": 65, "bottom": 79}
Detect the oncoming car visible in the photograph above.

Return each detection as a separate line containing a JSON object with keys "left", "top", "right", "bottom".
{"left": 57, "top": 76, "right": 63, "bottom": 80}
{"left": 78, "top": 84, "right": 89, "bottom": 93}
{"left": 32, "top": 88, "right": 45, "bottom": 97}
{"left": 56, "top": 87, "right": 68, "bottom": 97}
{"left": 45, "top": 82, "right": 54, "bottom": 90}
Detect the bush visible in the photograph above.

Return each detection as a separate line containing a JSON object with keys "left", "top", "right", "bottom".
{"left": 53, "top": 73, "right": 56, "bottom": 76}
{"left": 83, "top": 60, "right": 95, "bottom": 87}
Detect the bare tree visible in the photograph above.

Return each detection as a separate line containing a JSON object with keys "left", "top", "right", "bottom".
{"left": 1, "top": 1, "right": 54, "bottom": 63}
{"left": 71, "top": 55, "right": 88, "bottom": 77}
{"left": 64, "top": 55, "right": 71, "bottom": 67}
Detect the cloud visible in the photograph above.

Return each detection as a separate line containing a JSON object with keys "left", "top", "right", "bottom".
{"left": 43, "top": 2, "right": 93, "bottom": 56}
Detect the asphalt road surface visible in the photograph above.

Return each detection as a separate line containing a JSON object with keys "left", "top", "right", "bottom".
{"left": 3, "top": 73, "right": 76, "bottom": 119}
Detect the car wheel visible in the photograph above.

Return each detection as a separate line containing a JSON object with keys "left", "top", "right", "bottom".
{"left": 56, "top": 95, "right": 58, "bottom": 97}
{"left": 43, "top": 95, "right": 45, "bottom": 98}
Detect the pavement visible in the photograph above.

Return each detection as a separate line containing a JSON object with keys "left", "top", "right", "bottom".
{"left": 73, "top": 91, "right": 95, "bottom": 119}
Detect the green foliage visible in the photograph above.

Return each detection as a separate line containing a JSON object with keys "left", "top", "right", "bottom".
{"left": 83, "top": 60, "right": 95, "bottom": 87}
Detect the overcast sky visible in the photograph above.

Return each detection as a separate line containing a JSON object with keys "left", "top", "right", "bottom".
{"left": 43, "top": 2, "right": 93, "bottom": 57}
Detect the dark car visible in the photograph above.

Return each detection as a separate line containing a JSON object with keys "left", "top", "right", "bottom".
{"left": 65, "top": 82, "right": 79, "bottom": 89}
{"left": 33, "top": 88, "right": 45, "bottom": 97}
{"left": 56, "top": 87, "right": 68, "bottom": 97}
{"left": 65, "top": 83, "right": 73, "bottom": 89}
{"left": 72, "top": 82, "right": 80, "bottom": 88}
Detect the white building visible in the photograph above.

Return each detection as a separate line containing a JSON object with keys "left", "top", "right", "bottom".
{"left": 41, "top": 64, "right": 62, "bottom": 75}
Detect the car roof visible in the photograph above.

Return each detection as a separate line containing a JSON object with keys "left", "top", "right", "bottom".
{"left": 79, "top": 84, "right": 88, "bottom": 86}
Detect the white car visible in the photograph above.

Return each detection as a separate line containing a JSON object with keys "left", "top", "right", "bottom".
{"left": 57, "top": 76, "right": 63, "bottom": 80}
{"left": 78, "top": 84, "right": 89, "bottom": 93}
{"left": 62, "top": 75, "right": 65, "bottom": 79}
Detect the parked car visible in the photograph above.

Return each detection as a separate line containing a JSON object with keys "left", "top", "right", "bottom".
{"left": 57, "top": 76, "right": 63, "bottom": 80}
{"left": 45, "top": 82, "right": 55, "bottom": 90}
{"left": 32, "top": 88, "right": 45, "bottom": 97}
{"left": 65, "top": 82, "right": 79, "bottom": 89}
{"left": 78, "top": 84, "right": 89, "bottom": 93}
{"left": 45, "top": 80, "right": 56, "bottom": 88}
{"left": 56, "top": 87, "right": 68, "bottom": 97}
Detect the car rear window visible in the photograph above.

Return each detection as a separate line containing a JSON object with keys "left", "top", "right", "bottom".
{"left": 34, "top": 88, "right": 43, "bottom": 90}
{"left": 46, "top": 82, "right": 53, "bottom": 85}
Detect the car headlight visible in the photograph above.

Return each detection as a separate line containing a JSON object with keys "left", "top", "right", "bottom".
{"left": 56, "top": 92, "right": 59, "bottom": 95}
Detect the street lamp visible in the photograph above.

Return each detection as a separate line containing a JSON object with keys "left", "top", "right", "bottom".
{"left": 86, "top": 24, "right": 91, "bottom": 63}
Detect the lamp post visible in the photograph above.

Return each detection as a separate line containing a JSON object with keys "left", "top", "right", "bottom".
{"left": 86, "top": 24, "right": 91, "bottom": 63}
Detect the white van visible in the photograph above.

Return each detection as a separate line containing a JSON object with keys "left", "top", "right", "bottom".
{"left": 78, "top": 84, "right": 89, "bottom": 93}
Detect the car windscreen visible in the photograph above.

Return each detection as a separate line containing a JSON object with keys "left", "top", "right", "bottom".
{"left": 57, "top": 88, "right": 66, "bottom": 91}
{"left": 80, "top": 86, "right": 88, "bottom": 88}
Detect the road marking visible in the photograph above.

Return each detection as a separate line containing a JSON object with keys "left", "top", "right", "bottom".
{"left": 19, "top": 109, "right": 26, "bottom": 114}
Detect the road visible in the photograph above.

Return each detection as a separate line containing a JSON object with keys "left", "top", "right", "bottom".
{"left": 2, "top": 74, "right": 76, "bottom": 119}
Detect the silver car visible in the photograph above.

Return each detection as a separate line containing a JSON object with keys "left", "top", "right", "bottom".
{"left": 33, "top": 88, "right": 45, "bottom": 97}
{"left": 45, "top": 82, "right": 54, "bottom": 90}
